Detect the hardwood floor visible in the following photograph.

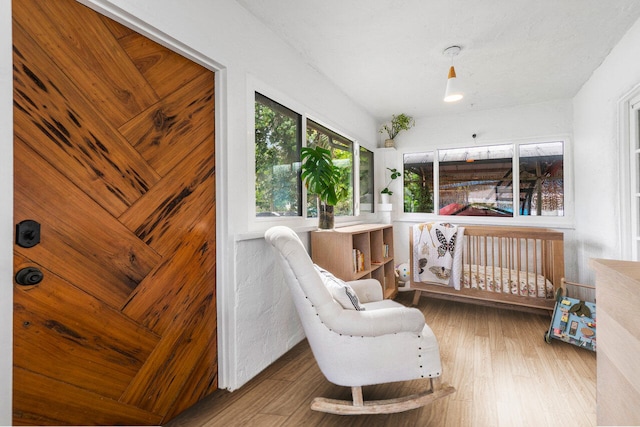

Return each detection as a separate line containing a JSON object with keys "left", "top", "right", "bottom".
{"left": 167, "top": 292, "right": 596, "bottom": 426}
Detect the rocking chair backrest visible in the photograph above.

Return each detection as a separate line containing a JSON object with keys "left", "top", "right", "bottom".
{"left": 265, "top": 226, "right": 335, "bottom": 309}
{"left": 265, "top": 226, "right": 352, "bottom": 380}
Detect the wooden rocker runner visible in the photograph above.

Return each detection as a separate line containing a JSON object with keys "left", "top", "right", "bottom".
{"left": 311, "top": 379, "right": 456, "bottom": 415}
{"left": 265, "top": 226, "right": 456, "bottom": 415}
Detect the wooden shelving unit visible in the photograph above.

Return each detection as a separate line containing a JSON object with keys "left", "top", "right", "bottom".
{"left": 311, "top": 224, "right": 397, "bottom": 299}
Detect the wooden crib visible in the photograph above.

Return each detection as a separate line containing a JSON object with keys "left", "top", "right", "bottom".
{"left": 410, "top": 225, "right": 564, "bottom": 312}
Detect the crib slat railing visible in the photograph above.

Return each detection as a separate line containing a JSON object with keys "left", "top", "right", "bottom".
{"left": 411, "top": 225, "right": 564, "bottom": 310}
{"left": 525, "top": 238, "right": 529, "bottom": 296}
{"left": 504, "top": 238, "right": 510, "bottom": 294}
{"left": 459, "top": 226, "right": 564, "bottom": 300}
{"left": 532, "top": 239, "right": 537, "bottom": 297}
{"left": 493, "top": 237, "right": 498, "bottom": 292}
{"left": 494, "top": 237, "right": 509, "bottom": 292}
{"left": 516, "top": 237, "right": 522, "bottom": 295}
{"left": 464, "top": 235, "right": 469, "bottom": 288}
{"left": 482, "top": 236, "right": 489, "bottom": 290}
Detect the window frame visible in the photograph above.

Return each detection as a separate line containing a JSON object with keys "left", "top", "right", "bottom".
{"left": 619, "top": 88, "right": 640, "bottom": 260}
{"left": 398, "top": 136, "right": 574, "bottom": 228}
{"left": 254, "top": 92, "right": 303, "bottom": 218}
{"left": 359, "top": 146, "right": 375, "bottom": 214}
{"left": 631, "top": 102, "right": 640, "bottom": 261}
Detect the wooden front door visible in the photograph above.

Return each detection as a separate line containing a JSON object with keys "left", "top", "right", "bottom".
{"left": 12, "top": 0, "right": 217, "bottom": 424}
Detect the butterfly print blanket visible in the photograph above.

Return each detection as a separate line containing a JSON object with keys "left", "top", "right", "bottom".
{"left": 412, "top": 222, "right": 465, "bottom": 288}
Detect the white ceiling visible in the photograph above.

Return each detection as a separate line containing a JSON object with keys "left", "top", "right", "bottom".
{"left": 236, "top": 0, "right": 640, "bottom": 121}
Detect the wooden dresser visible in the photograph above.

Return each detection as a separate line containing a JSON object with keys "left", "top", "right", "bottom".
{"left": 591, "top": 259, "right": 640, "bottom": 426}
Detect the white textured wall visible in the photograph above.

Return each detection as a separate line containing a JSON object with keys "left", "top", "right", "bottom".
{"left": 573, "top": 16, "right": 640, "bottom": 283}
{"left": 390, "top": 99, "right": 573, "bottom": 150}
{"left": 234, "top": 236, "right": 305, "bottom": 383}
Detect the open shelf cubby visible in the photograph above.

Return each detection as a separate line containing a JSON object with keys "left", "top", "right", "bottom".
{"left": 311, "top": 224, "right": 397, "bottom": 299}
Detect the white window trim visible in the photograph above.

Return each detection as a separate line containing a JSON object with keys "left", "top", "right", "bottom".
{"left": 632, "top": 102, "right": 640, "bottom": 261}
{"left": 618, "top": 85, "right": 640, "bottom": 260}
{"left": 396, "top": 135, "right": 574, "bottom": 229}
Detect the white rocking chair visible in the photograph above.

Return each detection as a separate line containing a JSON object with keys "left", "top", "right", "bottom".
{"left": 265, "top": 226, "right": 455, "bottom": 415}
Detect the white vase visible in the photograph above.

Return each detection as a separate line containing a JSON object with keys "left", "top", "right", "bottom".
{"left": 380, "top": 193, "right": 390, "bottom": 204}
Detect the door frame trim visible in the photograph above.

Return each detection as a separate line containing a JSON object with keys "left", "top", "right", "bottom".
{"left": 1, "top": 0, "right": 14, "bottom": 422}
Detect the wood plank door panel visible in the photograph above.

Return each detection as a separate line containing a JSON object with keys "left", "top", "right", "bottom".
{"left": 12, "top": 0, "right": 217, "bottom": 424}
{"left": 14, "top": 139, "right": 160, "bottom": 306}
{"left": 119, "top": 140, "right": 215, "bottom": 255}
{"left": 12, "top": 0, "right": 159, "bottom": 127}
{"left": 13, "top": 21, "right": 161, "bottom": 218}
{"left": 118, "top": 30, "right": 209, "bottom": 100}
{"left": 13, "top": 253, "right": 160, "bottom": 400}
{"left": 119, "top": 72, "right": 215, "bottom": 177}
{"left": 13, "top": 367, "right": 162, "bottom": 426}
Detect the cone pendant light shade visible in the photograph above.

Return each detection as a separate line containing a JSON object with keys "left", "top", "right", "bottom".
{"left": 444, "top": 65, "right": 463, "bottom": 102}
{"left": 443, "top": 46, "right": 463, "bottom": 102}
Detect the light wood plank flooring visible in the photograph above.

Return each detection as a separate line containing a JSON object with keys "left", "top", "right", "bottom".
{"left": 167, "top": 292, "right": 596, "bottom": 426}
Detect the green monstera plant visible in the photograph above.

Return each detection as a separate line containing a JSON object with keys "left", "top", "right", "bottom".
{"left": 300, "top": 145, "right": 348, "bottom": 229}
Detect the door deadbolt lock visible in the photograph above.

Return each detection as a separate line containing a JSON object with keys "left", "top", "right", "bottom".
{"left": 16, "top": 220, "right": 41, "bottom": 248}
{"left": 15, "top": 267, "right": 44, "bottom": 286}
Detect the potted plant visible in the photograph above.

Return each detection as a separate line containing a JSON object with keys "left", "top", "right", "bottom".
{"left": 379, "top": 113, "right": 415, "bottom": 148}
{"left": 300, "top": 145, "right": 347, "bottom": 229}
{"left": 380, "top": 167, "right": 401, "bottom": 204}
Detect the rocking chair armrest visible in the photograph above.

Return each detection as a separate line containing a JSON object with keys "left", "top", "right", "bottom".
{"left": 346, "top": 278, "right": 383, "bottom": 303}
{"left": 321, "top": 304, "right": 426, "bottom": 336}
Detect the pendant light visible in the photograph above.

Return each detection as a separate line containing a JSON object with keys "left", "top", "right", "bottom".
{"left": 443, "top": 46, "right": 463, "bottom": 103}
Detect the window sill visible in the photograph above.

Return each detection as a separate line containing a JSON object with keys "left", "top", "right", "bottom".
{"left": 394, "top": 212, "right": 575, "bottom": 230}
{"left": 238, "top": 216, "right": 379, "bottom": 241}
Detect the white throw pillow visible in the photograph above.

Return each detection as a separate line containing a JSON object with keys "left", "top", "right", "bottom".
{"left": 314, "top": 265, "right": 365, "bottom": 311}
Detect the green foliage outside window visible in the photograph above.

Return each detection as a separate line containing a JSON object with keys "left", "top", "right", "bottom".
{"left": 403, "top": 152, "right": 434, "bottom": 213}
{"left": 255, "top": 94, "right": 301, "bottom": 216}
{"left": 404, "top": 168, "right": 434, "bottom": 213}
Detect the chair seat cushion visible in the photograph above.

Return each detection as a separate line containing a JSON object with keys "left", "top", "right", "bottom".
{"left": 361, "top": 299, "right": 404, "bottom": 311}
{"left": 314, "top": 265, "right": 366, "bottom": 311}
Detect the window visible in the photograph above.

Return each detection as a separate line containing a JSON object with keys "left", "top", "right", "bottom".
{"left": 519, "top": 142, "right": 564, "bottom": 216}
{"left": 359, "top": 147, "right": 374, "bottom": 213}
{"left": 403, "top": 141, "right": 565, "bottom": 218}
{"left": 403, "top": 152, "right": 434, "bottom": 213}
{"left": 439, "top": 145, "right": 514, "bottom": 216}
{"left": 306, "top": 120, "right": 354, "bottom": 217}
{"left": 254, "top": 92, "right": 368, "bottom": 221}
{"left": 255, "top": 93, "right": 302, "bottom": 217}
